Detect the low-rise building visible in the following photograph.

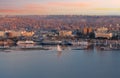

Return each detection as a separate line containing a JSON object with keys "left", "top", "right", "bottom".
{"left": 0, "top": 31, "right": 5, "bottom": 37}
{"left": 5, "top": 30, "right": 21, "bottom": 38}
{"left": 95, "top": 32, "right": 112, "bottom": 39}
{"left": 21, "top": 31, "right": 34, "bottom": 37}
{"left": 95, "top": 27, "right": 113, "bottom": 39}
{"left": 59, "top": 30, "right": 72, "bottom": 37}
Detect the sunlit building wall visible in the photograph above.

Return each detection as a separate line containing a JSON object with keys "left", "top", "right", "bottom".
{"left": 0, "top": 31, "right": 5, "bottom": 37}
{"left": 21, "top": 31, "right": 34, "bottom": 37}
{"left": 95, "top": 27, "right": 113, "bottom": 39}
{"left": 59, "top": 30, "right": 72, "bottom": 37}
{"left": 5, "top": 31, "right": 22, "bottom": 38}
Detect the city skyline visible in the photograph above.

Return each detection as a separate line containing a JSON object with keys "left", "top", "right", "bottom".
{"left": 0, "top": 0, "right": 120, "bottom": 15}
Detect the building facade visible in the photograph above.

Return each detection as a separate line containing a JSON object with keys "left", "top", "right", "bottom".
{"left": 95, "top": 27, "right": 113, "bottom": 39}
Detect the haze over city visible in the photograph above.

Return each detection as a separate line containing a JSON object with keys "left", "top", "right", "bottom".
{"left": 0, "top": 0, "right": 120, "bottom": 15}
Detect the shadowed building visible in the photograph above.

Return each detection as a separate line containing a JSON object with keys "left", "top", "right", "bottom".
{"left": 83, "top": 27, "right": 93, "bottom": 35}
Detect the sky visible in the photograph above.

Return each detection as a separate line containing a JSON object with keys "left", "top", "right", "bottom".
{"left": 0, "top": 0, "right": 120, "bottom": 15}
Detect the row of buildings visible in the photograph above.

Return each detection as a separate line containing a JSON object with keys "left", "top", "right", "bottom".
{"left": 51, "top": 27, "right": 120, "bottom": 39}
{"left": 94, "top": 27, "right": 120, "bottom": 39}
{"left": 0, "top": 27, "right": 120, "bottom": 40}
{"left": 0, "top": 30, "right": 34, "bottom": 38}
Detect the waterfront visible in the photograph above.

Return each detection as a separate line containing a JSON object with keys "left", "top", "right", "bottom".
{"left": 0, "top": 45, "right": 120, "bottom": 78}
{"left": 1, "top": 0, "right": 120, "bottom": 77}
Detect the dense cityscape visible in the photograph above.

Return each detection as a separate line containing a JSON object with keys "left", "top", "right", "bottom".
{"left": 1, "top": 0, "right": 120, "bottom": 77}
{"left": 0, "top": 15, "right": 120, "bottom": 51}
{"left": 0, "top": 15, "right": 120, "bottom": 38}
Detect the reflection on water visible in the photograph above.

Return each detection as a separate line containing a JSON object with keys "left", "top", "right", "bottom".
{"left": 57, "top": 51, "right": 62, "bottom": 58}
{"left": 0, "top": 44, "right": 120, "bottom": 78}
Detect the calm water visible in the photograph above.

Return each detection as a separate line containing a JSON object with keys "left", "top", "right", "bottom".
{"left": 0, "top": 47, "right": 120, "bottom": 78}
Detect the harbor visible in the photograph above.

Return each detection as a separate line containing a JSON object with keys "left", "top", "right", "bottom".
{"left": 0, "top": 15, "right": 120, "bottom": 78}
{"left": 0, "top": 39, "right": 120, "bottom": 52}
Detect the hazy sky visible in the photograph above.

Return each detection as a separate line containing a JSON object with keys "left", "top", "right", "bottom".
{"left": 0, "top": 0, "right": 120, "bottom": 15}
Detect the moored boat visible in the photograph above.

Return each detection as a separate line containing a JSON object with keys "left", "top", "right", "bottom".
{"left": 72, "top": 45, "right": 88, "bottom": 50}
{"left": 17, "top": 40, "right": 35, "bottom": 45}
{"left": 72, "top": 41, "right": 89, "bottom": 46}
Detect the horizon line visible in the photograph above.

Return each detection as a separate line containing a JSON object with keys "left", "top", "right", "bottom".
{"left": 1, "top": 14, "right": 120, "bottom": 16}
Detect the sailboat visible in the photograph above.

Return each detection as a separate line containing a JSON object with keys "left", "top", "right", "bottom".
{"left": 57, "top": 45, "right": 62, "bottom": 51}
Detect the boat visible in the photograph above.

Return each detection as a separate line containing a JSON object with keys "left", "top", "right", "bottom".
{"left": 57, "top": 45, "right": 62, "bottom": 51}
{"left": 40, "top": 40, "right": 62, "bottom": 45}
{"left": 72, "top": 41, "right": 89, "bottom": 46}
{"left": 11, "top": 45, "right": 50, "bottom": 50}
{"left": 61, "top": 41, "right": 72, "bottom": 45}
{"left": 19, "top": 47, "right": 50, "bottom": 50}
{"left": 0, "top": 46, "right": 10, "bottom": 51}
{"left": 100, "top": 43, "right": 120, "bottom": 51}
{"left": 100, "top": 47, "right": 112, "bottom": 51}
{"left": 17, "top": 40, "right": 35, "bottom": 45}
{"left": 72, "top": 45, "right": 88, "bottom": 50}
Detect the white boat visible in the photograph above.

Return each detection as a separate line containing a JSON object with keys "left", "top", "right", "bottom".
{"left": 57, "top": 45, "right": 62, "bottom": 51}
{"left": 17, "top": 40, "right": 35, "bottom": 45}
